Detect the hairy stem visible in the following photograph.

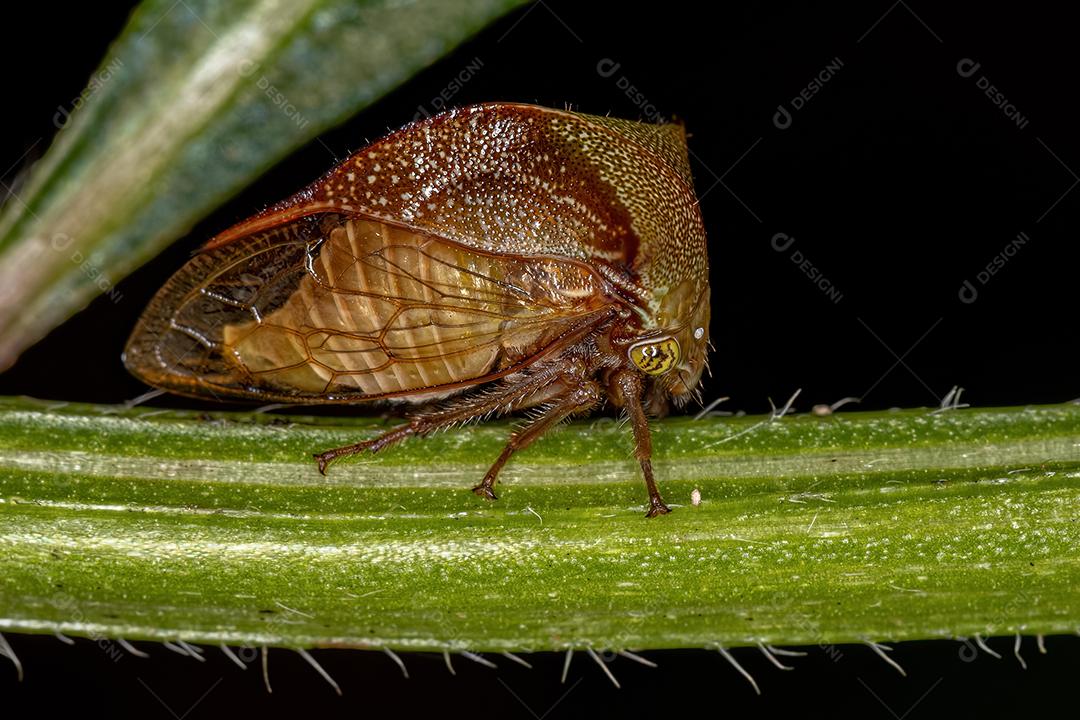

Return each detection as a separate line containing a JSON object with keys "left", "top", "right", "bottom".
{"left": 0, "top": 397, "right": 1077, "bottom": 651}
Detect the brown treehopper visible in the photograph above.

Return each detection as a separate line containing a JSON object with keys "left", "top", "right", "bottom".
{"left": 125, "top": 103, "right": 711, "bottom": 516}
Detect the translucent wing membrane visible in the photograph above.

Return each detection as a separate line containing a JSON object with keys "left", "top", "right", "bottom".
{"left": 124, "top": 213, "right": 610, "bottom": 402}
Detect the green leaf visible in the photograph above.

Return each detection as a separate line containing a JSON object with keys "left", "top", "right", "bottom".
{"left": 0, "top": 397, "right": 1077, "bottom": 652}
{"left": 0, "top": 0, "right": 527, "bottom": 370}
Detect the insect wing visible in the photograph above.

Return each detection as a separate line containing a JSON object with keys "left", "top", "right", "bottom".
{"left": 124, "top": 212, "right": 609, "bottom": 402}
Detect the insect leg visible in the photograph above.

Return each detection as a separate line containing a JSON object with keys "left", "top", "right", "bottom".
{"left": 609, "top": 370, "right": 670, "bottom": 517}
{"left": 472, "top": 379, "right": 602, "bottom": 501}
{"left": 313, "top": 362, "right": 574, "bottom": 474}
{"left": 314, "top": 424, "right": 415, "bottom": 474}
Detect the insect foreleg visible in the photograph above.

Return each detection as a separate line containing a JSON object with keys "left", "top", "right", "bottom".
{"left": 471, "top": 378, "right": 603, "bottom": 501}
{"left": 609, "top": 369, "right": 670, "bottom": 518}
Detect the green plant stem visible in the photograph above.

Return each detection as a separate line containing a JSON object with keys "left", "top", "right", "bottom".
{"left": 0, "top": 397, "right": 1077, "bottom": 652}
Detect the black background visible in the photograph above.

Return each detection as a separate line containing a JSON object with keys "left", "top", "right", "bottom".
{"left": 1, "top": 2, "right": 1077, "bottom": 717}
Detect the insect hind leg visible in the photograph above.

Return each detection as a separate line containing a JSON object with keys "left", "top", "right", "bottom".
{"left": 314, "top": 423, "right": 414, "bottom": 474}
{"left": 472, "top": 380, "right": 602, "bottom": 501}
{"left": 313, "top": 360, "right": 579, "bottom": 474}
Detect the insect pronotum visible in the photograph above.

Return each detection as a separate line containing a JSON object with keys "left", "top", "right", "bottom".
{"left": 124, "top": 103, "right": 711, "bottom": 517}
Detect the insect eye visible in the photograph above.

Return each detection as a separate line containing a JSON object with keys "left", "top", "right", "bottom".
{"left": 629, "top": 337, "right": 681, "bottom": 375}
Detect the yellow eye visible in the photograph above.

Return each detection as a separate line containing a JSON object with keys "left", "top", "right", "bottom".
{"left": 629, "top": 337, "right": 681, "bottom": 375}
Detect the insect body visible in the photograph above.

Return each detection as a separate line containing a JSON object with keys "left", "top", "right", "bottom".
{"left": 124, "top": 103, "right": 711, "bottom": 516}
